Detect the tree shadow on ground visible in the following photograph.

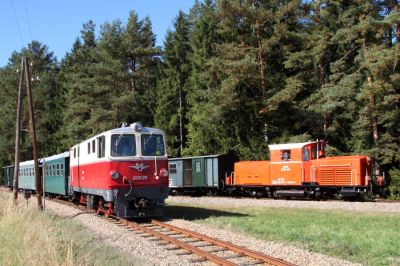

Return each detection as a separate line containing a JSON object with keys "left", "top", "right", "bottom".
{"left": 162, "top": 205, "right": 248, "bottom": 221}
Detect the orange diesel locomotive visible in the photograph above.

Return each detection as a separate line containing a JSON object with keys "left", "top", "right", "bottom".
{"left": 226, "top": 140, "right": 385, "bottom": 199}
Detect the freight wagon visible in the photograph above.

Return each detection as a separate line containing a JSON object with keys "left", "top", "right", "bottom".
{"left": 168, "top": 154, "right": 235, "bottom": 195}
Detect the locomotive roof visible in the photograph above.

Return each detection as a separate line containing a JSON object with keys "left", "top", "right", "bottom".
{"left": 268, "top": 141, "right": 319, "bottom": 151}
{"left": 109, "top": 126, "right": 164, "bottom": 134}
{"left": 42, "top": 151, "right": 69, "bottom": 161}
{"left": 72, "top": 123, "right": 165, "bottom": 148}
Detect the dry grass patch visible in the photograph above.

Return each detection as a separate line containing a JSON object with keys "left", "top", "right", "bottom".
{"left": 0, "top": 192, "right": 145, "bottom": 265}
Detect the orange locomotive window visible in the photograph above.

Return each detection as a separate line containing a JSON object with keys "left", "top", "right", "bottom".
{"left": 281, "top": 150, "right": 291, "bottom": 161}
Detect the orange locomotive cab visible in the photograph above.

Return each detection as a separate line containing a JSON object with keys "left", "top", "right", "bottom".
{"left": 268, "top": 141, "right": 324, "bottom": 186}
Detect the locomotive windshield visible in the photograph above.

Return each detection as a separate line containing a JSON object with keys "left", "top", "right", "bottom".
{"left": 111, "top": 134, "right": 136, "bottom": 157}
{"left": 141, "top": 134, "right": 165, "bottom": 156}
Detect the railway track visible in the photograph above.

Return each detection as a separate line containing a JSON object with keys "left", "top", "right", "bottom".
{"left": 6, "top": 189, "right": 293, "bottom": 266}
{"left": 114, "top": 217, "right": 295, "bottom": 266}
{"left": 45, "top": 194, "right": 296, "bottom": 265}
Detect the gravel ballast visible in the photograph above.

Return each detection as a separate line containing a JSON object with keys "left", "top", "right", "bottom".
{"left": 42, "top": 198, "right": 364, "bottom": 266}
{"left": 45, "top": 200, "right": 199, "bottom": 266}
{"left": 167, "top": 219, "right": 360, "bottom": 266}
{"left": 166, "top": 196, "right": 400, "bottom": 213}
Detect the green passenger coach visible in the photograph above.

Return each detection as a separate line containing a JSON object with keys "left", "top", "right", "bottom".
{"left": 43, "top": 152, "right": 69, "bottom": 196}
{"left": 19, "top": 160, "right": 38, "bottom": 191}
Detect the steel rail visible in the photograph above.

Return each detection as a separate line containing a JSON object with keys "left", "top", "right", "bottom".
{"left": 151, "top": 219, "right": 296, "bottom": 266}
{"left": 119, "top": 218, "right": 236, "bottom": 266}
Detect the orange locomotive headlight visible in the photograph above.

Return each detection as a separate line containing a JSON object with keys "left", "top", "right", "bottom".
{"left": 159, "top": 168, "right": 169, "bottom": 177}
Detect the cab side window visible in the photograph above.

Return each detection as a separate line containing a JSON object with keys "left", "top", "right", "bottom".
{"left": 303, "top": 148, "right": 310, "bottom": 161}
{"left": 281, "top": 150, "right": 291, "bottom": 161}
{"left": 97, "top": 136, "right": 105, "bottom": 158}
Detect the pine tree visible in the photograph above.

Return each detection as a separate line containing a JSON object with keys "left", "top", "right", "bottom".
{"left": 304, "top": 0, "right": 359, "bottom": 151}
{"left": 155, "top": 11, "right": 192, "bottom": 157}
{"left": 0, "top": 61, "right": 20, "bottom": 166}
{"left": 92, "top": 19, "right": 127, "bottom": 130}
{"left": 60, "top": 20, "right": 98, "bottom": 146}
{"left": 0, "top": 41, "right": 62, "bottom": 163}
{"left": 184, "top": 0, "right": 220, "bottom": 155}
{"left": 121, "top": 12, "right": 161, "bottom": 125}
{"left": 352, "top": 0, "right": 400, "bottom": 166}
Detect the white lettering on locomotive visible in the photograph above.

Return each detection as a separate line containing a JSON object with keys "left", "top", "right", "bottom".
{"left": 281, "top": 165, "right": 290, "bottom": 172}
{"left": 132, "top": 175, "right": 149, "bottom": 181}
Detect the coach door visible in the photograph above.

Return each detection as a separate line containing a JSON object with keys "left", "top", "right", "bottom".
{"left": 75, "top": 145, "right": 81, "bottom": 188}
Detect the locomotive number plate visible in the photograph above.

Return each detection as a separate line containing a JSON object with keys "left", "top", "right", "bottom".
{"left": 132, "top": 176, "right": 148, "bottom": 181}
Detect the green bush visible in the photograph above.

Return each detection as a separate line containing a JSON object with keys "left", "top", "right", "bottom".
{"left": 388, "top": 168, "right": 400, "bottom": 199}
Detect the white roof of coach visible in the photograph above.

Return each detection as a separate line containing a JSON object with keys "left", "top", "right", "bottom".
{"left": 268, "top": 141, "right": 318, "bottom": 151}
{"left": 19, "top": 160, "right": 35, "bottom": 166}
{"left": 42, "top": 151, "right": 69, "bottom": 161}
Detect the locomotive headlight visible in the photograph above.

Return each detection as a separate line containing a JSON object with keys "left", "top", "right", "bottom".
{"left": 159, "top": 168, "right": 169, "bottom": 177}
{"left": 131, "top": 122, "right": 143, "bottom": 132}
{"left": 110, "top": 170, "right": 120, "bottom": 180}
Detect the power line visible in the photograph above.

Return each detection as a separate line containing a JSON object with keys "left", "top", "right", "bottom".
{"left": 23, "top": 0, "right": 33, "bottom": 42}
{"left": 10, "top": 0, "right": 25, "bottom": 46}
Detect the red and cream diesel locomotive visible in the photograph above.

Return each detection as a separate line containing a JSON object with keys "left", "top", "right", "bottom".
{"left": 69, "top": 122, "right": 169, "bottom": 218}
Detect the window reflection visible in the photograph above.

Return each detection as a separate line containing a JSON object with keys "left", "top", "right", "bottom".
{"left": 111, "top": 134, "right": 136, "bottom": 157}
{"left": 141, "top": 134, "right": 165, "bottom": 156}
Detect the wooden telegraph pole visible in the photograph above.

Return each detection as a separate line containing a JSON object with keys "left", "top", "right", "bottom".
{"left": 12, "top": 57, "right": 43, "bottom": 210}
{"left": 24, "top": 57, "right": 43, "bottom": 210}
{"left": 12, "top": 58, "right": 24, "bottom": 204}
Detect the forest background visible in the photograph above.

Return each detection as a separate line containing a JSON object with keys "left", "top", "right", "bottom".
{"left": 0, "top": 0, "right": 399, "bottom": 197}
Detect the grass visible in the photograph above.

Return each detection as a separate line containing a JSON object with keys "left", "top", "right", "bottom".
{"left": 0, "top": 192, "right": 146, "bottom": 266}
{"left": 165, "top": 203, "right": 400, "bottom": 266}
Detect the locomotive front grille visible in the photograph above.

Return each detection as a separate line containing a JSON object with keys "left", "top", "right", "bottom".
{"left": 317, "top": 167, "right": 352, "bottom": 185}
{"left": 335, "top": 168, "right": 352, "bottom": 185}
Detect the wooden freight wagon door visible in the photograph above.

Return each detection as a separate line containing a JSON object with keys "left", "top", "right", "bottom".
{"left": 206, "top": 157, "right": 219, "bottom": 187}
{"left": 183, "top": 159, "right": 192, "bottom": 186}
{"left": 192, "top": 158, "right": 205, "bottom": 187}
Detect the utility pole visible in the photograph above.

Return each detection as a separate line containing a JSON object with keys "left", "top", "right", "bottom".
{"left": 24, "top": 57, "right": 43, "bottom": 210}
{"left": 42, "top": 159, "right": 46, "bottom": 210}
{"left": 12, "top": 57, "right": 43, "bottom": 210}
{"left": 12, "top": 58, "right": 24, "bottom": 204}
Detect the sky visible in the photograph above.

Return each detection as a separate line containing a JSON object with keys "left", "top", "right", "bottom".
{"left": 0, "top": 0, "right": 196, "bottom": 67}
